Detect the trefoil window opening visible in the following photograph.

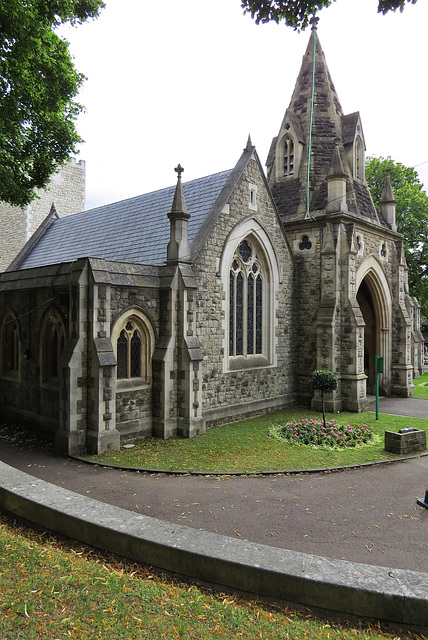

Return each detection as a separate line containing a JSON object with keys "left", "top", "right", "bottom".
{"left": 299, "top": 235, "right": 312, "bottom": 250}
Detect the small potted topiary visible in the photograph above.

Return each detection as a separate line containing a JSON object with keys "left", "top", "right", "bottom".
{"left": 312, "top": 369, "right": 338, "bottom": 429}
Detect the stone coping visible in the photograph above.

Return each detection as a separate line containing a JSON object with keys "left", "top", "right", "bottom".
{"left": 0, "top": 461, "right": 427, "bottom": 634}
{"left": 71, "top": 450, "right": 428, "bottom": 476}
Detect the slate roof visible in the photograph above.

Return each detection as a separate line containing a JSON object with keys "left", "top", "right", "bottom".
{"left": 18, "top": 170, "right": 233, "bottom": 270}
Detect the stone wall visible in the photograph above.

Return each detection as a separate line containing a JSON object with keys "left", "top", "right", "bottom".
{"left": 193, "top": 158, "right": 296, "bottom": 425}
{"left": 0, "top": 269, "right": 71, "bottom": 432}
{"left": 0, "top": 159, "right": 85, "bottom": 272}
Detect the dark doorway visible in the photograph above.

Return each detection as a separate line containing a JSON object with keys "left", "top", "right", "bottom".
{"left": 357, "top": 279, "right": 376, "bottom": 394}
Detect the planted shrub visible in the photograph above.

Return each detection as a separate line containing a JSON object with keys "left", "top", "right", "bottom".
{"left": 312, "top": 369, "right": 338, "bottom": 428}
{"left": 270, "top": 418, "right": 374, "bottom": 449}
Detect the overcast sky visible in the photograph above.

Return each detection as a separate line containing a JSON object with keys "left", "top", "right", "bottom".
{"left": 61, "top": 0, "right": 428, "bottom": 210}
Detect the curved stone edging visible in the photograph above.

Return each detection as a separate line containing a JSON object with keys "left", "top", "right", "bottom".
{"left": 70, "top": 450, "right": 428, "bottom": 476}
{"left": 0, "top": 461, "right": 427, "bottom": 633}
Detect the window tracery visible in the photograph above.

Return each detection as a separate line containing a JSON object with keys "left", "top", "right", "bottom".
{"left": 112, "top": 311, "right": 154, "bottom": 385}
{"left": 117, "top": 320, "right": 144, "bottom": 379}
{"left": 229, "top": 239, "right": 263, "bottom": 357}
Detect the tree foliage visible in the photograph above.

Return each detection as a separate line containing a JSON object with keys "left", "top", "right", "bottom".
{"left": 0, "top": 0, "right": 105, "bottom": 207}
{"left": 241, "top": 0, "right": 417, "bottom": 29}
{"left": 366, "top": 156, "right": 428, "bottom": 319}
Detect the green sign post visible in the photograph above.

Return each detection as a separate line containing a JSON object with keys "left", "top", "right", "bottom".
{"left": 375, "top": 355, "right": 383, "bottom": 420}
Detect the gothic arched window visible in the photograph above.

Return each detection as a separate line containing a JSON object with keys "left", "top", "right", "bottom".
{"left": 117, "top": 320, "right": 144, "bottom": 379}
{"left": 283, "top": 136, "right": 294, "bottom": 176}
{"left": 355, "top": 136, "right": 364, "bottom": 180}
{"left": 1, "top": 313, "right": 20, "bottom": 378}
{"left": 229, "top": 240, "right": 263, "bottom": 357}
{"left": 40, "top": 308, "right": 65, "bottom": 382}
{"left": 112, "top": 311, "right": 154, "bottom": 385}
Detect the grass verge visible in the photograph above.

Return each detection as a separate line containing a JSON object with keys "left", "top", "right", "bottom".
{"left": 84, "top": 408, "right": 428, "bottom": 473}
{"left": 413, "top": 372, "right": 428, "bottom": 399}
{"left": 0, "top": 514, "right": 413, "bottom": 640}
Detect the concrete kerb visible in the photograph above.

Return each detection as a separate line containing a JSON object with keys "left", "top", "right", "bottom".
{"left": 70, "top": 450, "right": 428, "bottom": 476}
{"left": 1, "top": 461, "right": 427, "bottom": 634}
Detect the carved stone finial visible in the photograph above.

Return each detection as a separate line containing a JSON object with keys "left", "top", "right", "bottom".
{"left": 174, "top": 164, "right": 184, "bottom": 179}
{"left": 310, "top": 15, "right": 319, "bottom": 30}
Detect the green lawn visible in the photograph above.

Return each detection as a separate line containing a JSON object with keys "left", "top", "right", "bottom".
{"left": 413, "top": 371, "right": 428, "bottom": 399}
{"left": 85, "top": 407, "right": 428, "bottom": 473}
{"left": 0, "top": 515, "right": 407, "bottom": 640}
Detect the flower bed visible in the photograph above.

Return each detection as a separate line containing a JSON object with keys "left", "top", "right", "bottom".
{"left": 269, "top": 418, "right": 374, "bottom": 449}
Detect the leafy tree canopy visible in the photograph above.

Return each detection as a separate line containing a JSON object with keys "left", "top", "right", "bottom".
{"left": 0, "top": 0, "right": 105, "bottom": 207}
{"left": 241, "top": 0, "right": 417, "bottom": 29}
{"left": 366, "top": 156, "right": 428, "bottom": 319}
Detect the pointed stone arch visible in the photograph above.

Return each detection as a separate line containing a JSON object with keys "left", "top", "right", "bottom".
{"left": 355, "top": 256, "right": 392, "bottom": 394}
{"left": 220, "top": 218, "right": 280, "bottom": 372}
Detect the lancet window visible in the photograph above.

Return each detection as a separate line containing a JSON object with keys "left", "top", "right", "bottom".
{"left": 229, "top": 239, "right": 263, "bottom": 357}
{"left": 355, "top": 137, "right": 364, "bottom": 180}
{"left": 1, "top": 313, "right": 20, "bottom": 377}
{"left": 117, "top": 321, "right": 143, "bottom": 379}
{"left": 113, "top": 312, "right": 153, "bottom": 383}
{"left": 40, "top": 308, "right": 65, "bottom": 382}
{"left": 283, "top": 136, "right": 294, "bottom": 176}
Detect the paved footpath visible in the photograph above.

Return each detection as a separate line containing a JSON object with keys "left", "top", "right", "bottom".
{"left": 1, "top": 396, "right": 428, "bottom": 573}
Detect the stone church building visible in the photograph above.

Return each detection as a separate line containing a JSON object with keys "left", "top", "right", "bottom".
{"left": 0, "top": 29, "right": 423, "bottom": 455}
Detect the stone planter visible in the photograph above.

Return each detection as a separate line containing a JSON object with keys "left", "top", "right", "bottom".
{"left": 384, "top": 428, "right": 426, "bottom": 455}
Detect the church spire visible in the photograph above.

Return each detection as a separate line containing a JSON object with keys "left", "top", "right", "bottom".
{"left": 267, "top": 29, "right": 379, "bottom": 224}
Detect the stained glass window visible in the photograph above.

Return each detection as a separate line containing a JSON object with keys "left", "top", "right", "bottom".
{"left": 130, "top": 331, "right": 141, "bottom": 377}
{"left": 229, "top": 239, "right": 263, "bottom": 358}
{"left": 117, "top": 330, "right": 128, "bottom": 378}
{"left": 117, "top": 321, "right": 143, "bottom": 379}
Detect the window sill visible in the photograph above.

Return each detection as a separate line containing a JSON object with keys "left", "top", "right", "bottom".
{"left": 228, "top": 355, "right": 270, "bottom": 371}
{"left": 116, "top": 378, "right": 151, "bottom": 392}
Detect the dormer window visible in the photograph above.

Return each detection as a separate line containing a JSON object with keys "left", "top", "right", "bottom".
{"left": 283, "top": 136, "right": 294, "bottom": 176}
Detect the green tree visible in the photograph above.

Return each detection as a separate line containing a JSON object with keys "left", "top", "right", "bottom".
{"left": 241, "top": 0, "right": 417, "bottom": 29}
{"left": 312, "top": 369, "right": 338, "bottom": 428}
{"left": 0, "top": 0, "right": 105, "bottom": 207}
{"left": 366, "top": 156, "right": 428, "bottom": 320}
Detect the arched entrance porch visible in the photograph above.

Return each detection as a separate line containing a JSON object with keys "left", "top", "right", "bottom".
{"left": 355, "top": 257, "right": 392, "bottom": 396}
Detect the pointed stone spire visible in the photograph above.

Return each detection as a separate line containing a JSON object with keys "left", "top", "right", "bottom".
{"left": 245, "top": 134, "right": 253, "bottom": 152}
{"left": 326, "top": 139, "right": 348, "bottom": 213}
{"left": 287, "top": 28, "right": 343, "bottom": 134}
{"left": 167, "top": 164, "right": 191, "bottom": 264}
{"left": 380, "top": 168, "right": 397, "bottom": 231}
